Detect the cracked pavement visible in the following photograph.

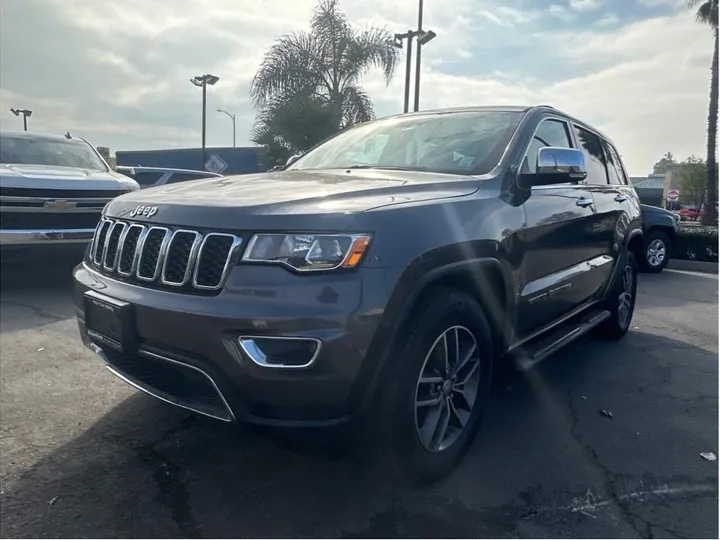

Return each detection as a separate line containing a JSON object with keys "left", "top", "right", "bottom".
{"left": 0, "top": 258, "right": 717, "bottom": 538}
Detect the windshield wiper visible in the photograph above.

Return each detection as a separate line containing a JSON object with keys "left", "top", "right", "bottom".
{"left": 344, "top": 165, "right": 431, "bottom": 172}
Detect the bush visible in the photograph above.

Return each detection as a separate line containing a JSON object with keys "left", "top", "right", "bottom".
{"left": 672, "top": 226, "right": 718, "bottom": 262}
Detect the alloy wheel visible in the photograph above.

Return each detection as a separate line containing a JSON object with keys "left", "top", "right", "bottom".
{"left": 617, "top": 264, "right": 634, "bottom": 329}
{"left": 414, "top": 325, "right": 482, "bottom": 453}
{"left": 646, "top": 239, "right": 666, "bottom": 267}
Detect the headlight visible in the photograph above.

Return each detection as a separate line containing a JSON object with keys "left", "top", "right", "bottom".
{"left": 242, "top": 233, "right": 372, "bottom": 272}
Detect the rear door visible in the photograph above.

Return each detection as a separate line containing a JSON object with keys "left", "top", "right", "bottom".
{"left": 571, "top": 125, "right": 638, "bottom": 294}
{"left": 517, "top": 117, "right": 609, "bottom": 336}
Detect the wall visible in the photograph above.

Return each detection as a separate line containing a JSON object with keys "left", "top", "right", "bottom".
{"left": 115, "top": 147, "right": 264, "bottom": 175}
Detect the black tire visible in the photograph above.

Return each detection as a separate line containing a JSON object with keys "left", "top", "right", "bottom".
{"left": 595, "top": 251, "right": 638, "bottom": 341}
{"left": 639, "top": 230, "right": 671, "bottom": 273}
{"left": 361, "top": 287, "right": 494, "bottom": 484}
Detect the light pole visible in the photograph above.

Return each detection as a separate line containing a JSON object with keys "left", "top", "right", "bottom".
{"left": 216, "top": 109, "right": 236, "bottom": 147}
{"left": 412, "top": 0, "right": 437, "bottom": 112}
{"left": 393, "top": 31, "right": 416, "bottom": 114}
{"left": 190, "top": 73, "right": 220, "bottom": 168}
{"left": 10, "top": 108, "right": 32, "bottom": 131}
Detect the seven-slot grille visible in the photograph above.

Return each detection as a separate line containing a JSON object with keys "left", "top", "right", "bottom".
{"left": 90, "top": 218, "right": 242, "bottom": 291}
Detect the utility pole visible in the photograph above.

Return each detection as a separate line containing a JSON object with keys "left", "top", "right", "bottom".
{"left": 190, "top": 74, "right": 220, "bottom": 169}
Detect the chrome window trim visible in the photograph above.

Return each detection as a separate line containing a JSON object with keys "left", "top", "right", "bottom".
{"left": 192, "top": 233, "right": 243, "bottom": 291}
{"left": 518, "top": 115, "right": 584, "bottom": 191}
{"left": 160, "top": 229, "right": 203, "bottom": 286}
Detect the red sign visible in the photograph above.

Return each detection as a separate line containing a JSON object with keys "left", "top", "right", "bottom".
{"left": 666, "top": 190, "right": 679, "bottom": 202}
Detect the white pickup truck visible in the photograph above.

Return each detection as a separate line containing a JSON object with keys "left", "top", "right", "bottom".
{"left": 0, "top": 130, "right": 139, "bottom": 256}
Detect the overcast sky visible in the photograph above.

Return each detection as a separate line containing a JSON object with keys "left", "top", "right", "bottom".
{"left": 0, "top": 0, "right": 714, "bottom": 175}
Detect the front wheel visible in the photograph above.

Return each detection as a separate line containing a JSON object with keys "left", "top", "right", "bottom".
{"left": 363, "top": 288, "right": 494, "bottom": 484}
{"left": 595, "top": 251, "right": 638, "bottom": 341}
{"left": 640, "top": 230, "right": 671, "bottom": 273}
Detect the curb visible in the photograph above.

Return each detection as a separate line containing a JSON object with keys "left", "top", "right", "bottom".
{"left": 668, "top": 259, "right": 719, "bottom": 274}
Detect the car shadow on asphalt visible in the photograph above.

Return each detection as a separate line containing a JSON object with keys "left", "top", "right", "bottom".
{"left": 0, "top": 257, "right": 81, "bottom": 333}
{"left": 1, "top": 330, "right": 717, "bottom": 538}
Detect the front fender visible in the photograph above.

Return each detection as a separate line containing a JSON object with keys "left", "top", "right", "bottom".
{"left": 345, "top": 249, "right": 515, "bottom": 414}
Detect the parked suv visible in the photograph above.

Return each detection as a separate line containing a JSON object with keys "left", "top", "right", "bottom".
{"left": 0, "top": 131, "right": 139, "bottom": 257}
{"left": 639, "top": 204, "right": 679, "bottom": 273}
{"left": 73, "top": 105, "right": 642, "bottom": 481}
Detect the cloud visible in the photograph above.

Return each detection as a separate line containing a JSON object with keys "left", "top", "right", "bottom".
{"left": 548, "top": 4, "right": 576, "bottom": 22}
{"left": 569, "top": 0, "right": 601, "bottom": 11}
{"left": 0, "top": 0, "right": 713, "bottom": 176}
{"left": 595, "top": 13, "right": 621, "bottom": 27}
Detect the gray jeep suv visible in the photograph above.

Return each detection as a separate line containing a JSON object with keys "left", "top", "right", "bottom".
{"left": 73, "top": 105, "right": 642, "bottom": 481}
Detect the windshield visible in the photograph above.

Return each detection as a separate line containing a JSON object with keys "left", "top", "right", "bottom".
{"left": 287, "top": 110, "right": 524, "bottom": 176}
{"left": 0, "top": 135, "right": 108, "bottom": 172}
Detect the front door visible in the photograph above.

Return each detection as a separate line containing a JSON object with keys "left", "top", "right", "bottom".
{"left": 516, "top": 117, "right": 611, "bottom": 337}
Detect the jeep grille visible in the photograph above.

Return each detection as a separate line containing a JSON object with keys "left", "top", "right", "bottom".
{"left": 89, "top": 218, "right": 242, "bottom": 291}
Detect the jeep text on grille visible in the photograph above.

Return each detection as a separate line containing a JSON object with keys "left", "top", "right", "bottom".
{"left": 73, "top": 105, "right": 643, "bottom": 482}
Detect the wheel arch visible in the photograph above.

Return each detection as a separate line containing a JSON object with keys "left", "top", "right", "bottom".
{"left": 348, "top": 254, "right": 515, "bottom": 414}
{"left": 626, "top": 228, "right": 645, "bottom": 261}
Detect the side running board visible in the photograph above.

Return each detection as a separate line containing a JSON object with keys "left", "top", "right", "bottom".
{"left": 513, "top": 309, "right": 611, "bottom": 372}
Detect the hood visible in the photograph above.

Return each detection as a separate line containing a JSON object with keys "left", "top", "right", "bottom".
{"left": 0, "top": 163, "right": 139, "bottom": 191}
{"left": 641, "top": 204, "right": 678, "bottom": 226}
{"left": 103, "top": 169, "right": 480, "bottom": 231}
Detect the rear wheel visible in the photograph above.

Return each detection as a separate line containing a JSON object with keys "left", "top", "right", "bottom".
{"left": 363, "top": 288, "right": 494, "bottom": 483}
{"left": 595, "top": 251, "right": 638, "bottom": 341}
{"left": 640, "top": 230, "right": 671, "bottom": 273}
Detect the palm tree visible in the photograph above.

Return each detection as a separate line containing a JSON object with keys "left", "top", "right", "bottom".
{"left": 251, "top": 95, "right": 340, "bottom": 169}
{"left": 250, "top": 0, "right": 399, "bottom": 149}
{"left": 689, "top": 0, "right": 719, "bottom": 225}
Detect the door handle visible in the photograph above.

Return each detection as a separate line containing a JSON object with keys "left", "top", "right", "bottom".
{"left": 576, "top": 197, "right": 594, "bottom": 207}
{"left": 614, "top": 194, "right": 628, "bottom": 203}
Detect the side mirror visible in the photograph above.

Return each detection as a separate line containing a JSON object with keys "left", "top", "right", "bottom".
{"left": 286, "top": 153, "right": 302, "bottom": 166}
{"left": 115, "top": 165, "right": 135, "bottom": 175}
{"left": 519, "top": 147, "right": 587, "bottom": 188}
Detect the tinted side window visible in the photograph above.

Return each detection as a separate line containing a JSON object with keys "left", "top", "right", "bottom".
{"left": 131, "top": 172, "right": 164, "bottom": 186}
{"left": 522, "top": 119, "right": 572, "bottom": 174}
{"left": 572, "top": 126, "right": 609, "bottom": 185}
{"left": 603, "top": 142, "right": 628, "bottom": 185}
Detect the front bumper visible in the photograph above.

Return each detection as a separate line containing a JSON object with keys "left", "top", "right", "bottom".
{"left": 0, "top": 228, "right": 95, "bottom": 246}
{"left": 73, "top": 262, "right": 388, "bottom": 427}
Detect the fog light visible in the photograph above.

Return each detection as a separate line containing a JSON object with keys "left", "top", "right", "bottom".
{"left": 238, "top": 336, "right": 321, "bottom": 369}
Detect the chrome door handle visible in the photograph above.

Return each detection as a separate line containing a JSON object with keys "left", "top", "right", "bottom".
{"left": 576, "top": 197, "right": 594, "bottom": 207}
{"left": 614, "top": 194, "right": 628, "bottom": 203}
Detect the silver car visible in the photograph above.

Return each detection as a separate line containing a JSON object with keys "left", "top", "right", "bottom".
{"left": 0, "top": 130, "right": 139, "bottom": 251}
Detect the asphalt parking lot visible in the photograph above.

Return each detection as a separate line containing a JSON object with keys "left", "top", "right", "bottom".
{"left": 0, "top": 258, "right": 717, "bottom": 539}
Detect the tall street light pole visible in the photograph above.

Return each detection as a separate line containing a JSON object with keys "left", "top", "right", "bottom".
{"left": 413, "top": 0, "right": 424, "bottom": 113}
{"left": 393, "top": 31, "right": 416, "bottom": 114}
{"left": 216, "top": 109, "right": 236, "bottom": 147}
{"left": 412, "top": 0, "right": 437, "bottom": 112}
{"left": 10, "top": 108, "right": 32, "bottom": 131}
{"left": 190, "top": 73, "right": 219, "bottom": 168}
